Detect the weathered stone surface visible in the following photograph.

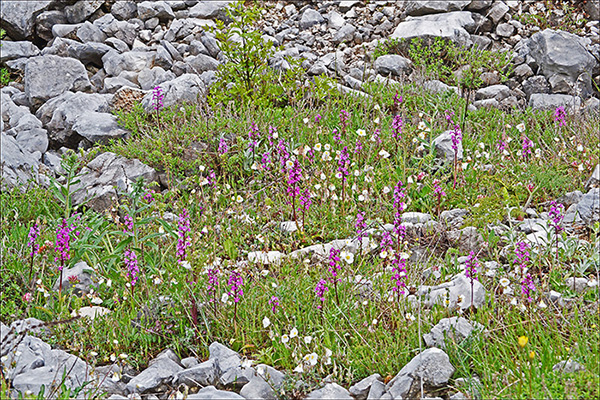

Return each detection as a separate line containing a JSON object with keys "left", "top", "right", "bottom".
{"left": 248, "top": 251, "right": 285, "bottom": 265}
{"left": 208, "top": 342, "right": 241, "bottom": 375}
{"left": 102, "top": 50, "right": 156, "bottom": 77}
{"left": 140, "top": 74, "right": 206, "bottom": 112}
{"left": 405, "top": 0, "right": 471, "bottom": 16}
{"left": 0, "top": 1, "right": 52, "bottom": 40}
{"left": 71, "top": 112, "right": 128, "bottom": 144}
{"left": 35, "top": 10, "right": 68, "bottom": 42}
{"left": 585, "top": 164, "right": 599, "bottom": 191}
{"left": 419, "top": 274, "right": 487, "bottom": 310}
{"left": 391, "top": 11, "right": 475, "bottom": 47}
{"left": 432, "top": 130, "right": 464, "bottom": 163}
{"left": 574, "top": 188, "right": 600, "bottom": 225}
{"left": 137, "top": 1, "right": 175, "bottom": 21}
{"left": 138, "top": 67, "right": 176, "bottom": 91}
{"left": 186, "top": 386, "right": 244, "bottom": 399}
{"left": 423, "top": 317, "right": 485, "bottom": 349}
{"left": 529, "top": 93, "right": 581, "bottom": 110}
{"left": 239, "top": 376, "right": 277, "bottom": 400}
{"left": 36, "top": 92, "right": 112, "bottom": 147}
{"left": 24, "top": 55, "right": 91, "bottom": 109}
{"left": 1, "top": 131, "right": 41, "bottom": 189}
{"left": 70, "top": 152, "right": 158, "bottom": 212}
{"left": 0, "top": 41, "right": 40, "bottom": 63}
{"left": 349, "top": 374, "right": 381, "bottom": 400}
{"left": 188, "top": 1, "right": 233, "bottom": 20}
{"left": 126, "top": 357, "right": 183, "bottom": 394}
{"left": 306, "top": 383, "right": 353, "bottom": 400}
{"left": 65, "top": 0, "right": 104, "bottom": 24}
{"left": 375, "top": 54, "right": 412, "bottom": 77}
{"left": 52, "top": 261, "right": 95, "bottom": 294}
{"left": 552, "top": 360, "right": 586, "bottom": 374}
{"left": 447, "top": 226, "right": 484, "bottom": 254}
{"left": 111, "top": 1, "right": 138, "bottom": 21}
{"left": 174, "top": 359, "right": 218, "bottom": 387}
{"left": 300, "top": 8, "right": 325, "bottom": 30}
{"left": 386, "top": 348, "right": 455, "bottom": 400}
{"left": 422, "top": 80, "right": 460, "bottom": 95}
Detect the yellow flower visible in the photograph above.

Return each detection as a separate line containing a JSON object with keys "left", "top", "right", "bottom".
{"left": 529, "top": 351, "right": 535, "bottom": 360}
{"left": 518, "top": 336, "right": 528, "bottom": 348}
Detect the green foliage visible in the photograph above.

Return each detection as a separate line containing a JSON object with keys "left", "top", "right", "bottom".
{"left": 0, "top": 29, "right": 11, "bottom": 87}
{"left": 372, "top": 38, "right": 402, "bottom": 60}
{"left": 207, "top": 1, "right": 306, "bottom": 108}
{"left": 515, "top": 1, "right": 587, "bottom": 35}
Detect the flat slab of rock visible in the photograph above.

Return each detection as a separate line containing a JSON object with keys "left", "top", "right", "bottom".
{"left": 24, "top": 55, "right": 91, "bottom": 109}
{"left": 423, "top": 317, "right": 485, "bottom": 349}
{"left": 305, "top": 383, "right": 353, "bottom": 400}
{"left": 0, "top": 1, "right": 52, "bottom": 40}
{"left": 386, "top": 348, "right": 455, "bottom": 400}
{"left": 141, "top": 73, "right": 206, "bottom": 112}
{"left": 391, "top": 11, "right": 474, "bottom": 47}
{"left": 126, "top": 357, "right": 183, "bottom": 394}
{"left": 529, "top": 93, "right": 581, "bottom": 110}
{"left": 0, "top": 40, "right": 40, "bottom": 62}
{"left": 419, "top": 274, "right": 486, "bottom": 310}
{"left": 70, "top": 152, "right": 158, "bottom": 213}
{"left": 349, "top": 374, "right": 381, "bottom": 400}
{"left": 174, "top": 359, "right": 218, "bottom": 387}
{"left": 405, "top": 0, "right": 471, "bottom": 16}
{"left": 0, "top": 131, "right": 41, "bottom": 189}
{"left": 186, "top": 386, "right": 244, "bottom": 399}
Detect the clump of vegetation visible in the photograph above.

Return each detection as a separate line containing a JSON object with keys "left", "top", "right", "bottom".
{"left": 0, "top": 29, "right": 12, "bottom": 87}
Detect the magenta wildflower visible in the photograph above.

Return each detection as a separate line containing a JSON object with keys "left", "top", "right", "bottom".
{"left": 514, "top": 241, "right": 530, "bottom": 271}
{"left": 372, "top": 128, "right": 382, "bottom": 145}
{"left": 337, "top": 146, "right": 350, "bottom": 182}
{"left": 261, "top": 151, "right": 272, "bottom": 170}
{"left": 355, "top": 211, "right": 366, "bottom": 239}
{"left": 55, "top": 219, "right": 73, "bottom": 270}
{"left": 333, "top": 128, "right": 341, "bottom": 143}
{"left": 123, "top": 214, "right": 133, "bottom": 233}
{"left": 433, "top": 179, "right": 446, "bottom": 197}
{"left": 339, "top": 110, "right": 350, "bottom": 133}
{"left": 393, "top": 93, "right": 403, "bottom": 109}
{"left": 28, "top": 223, "right": 40, "bottom": 258}
{"left": 143, "top": 190, "right": 154, "bottom": 203}
{"left": 521, "top": 273, "right": 536, "bottom": 302}
{"left": 276, "top": 139, "right": 290, "bottom": 169}
{"left": 248, "top": 122, "right": 260, "bottom": 151}
{"left": 354, "top": 139, "right": 363, "bottom": 154}
{"left": 22, "top": 292, "right": 33, "bottom": 303}
{"left": 445, "top": 110, "right": 455, "bottom": 125}
{"left": 315, "top": 114, "right": 322, "bottom": 123}
{"left": 269, "top": 295, "right": 280, "bottom": 313}
{"left": 177, "top": 209, "right": 191, "bottom": 262}
{"left": 299, "top": 188, "right": 312, "bottom": 211}
{"left": 548, "top": 201, "right": 564, "bottom": 233}
{"left": 554, "top": 106, "right": 566, "bottom": 127}
{"left": 522, "top": 136, "right": 534, "bottom": 158}
{"left": 328, "top": 248, "right": 342, "bottom": 283}
{"left": 218, "top": 138, "right": 229, "bottom": 155}
{"left": 228, "top": 270, "right": 244, "bottom": 303}
{"left": 451, "top": 124, "right": 462, "bottom": 154}
{"left": 392, "top": 115, "right": 403, "bottom": 140}
{"left": 124, "top": 249, "right": 140, "bottom": 286}
{"left": 315, "top": 279, "right": 329, "bottom": 309}
{"left": 152, "top": 85, "right": 164, "bottom": 112}
{"left": 207, "top": 268, "right": 219, "bottom": 302}
{"left": 391, "top": 255, "right": 407, "bottom": 297}
{"left": 465, "top": 251, "right": 479, "bottom": 281}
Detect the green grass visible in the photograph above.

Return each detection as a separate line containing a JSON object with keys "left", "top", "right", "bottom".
{"left": 1, "top": 81, "right": 599, "bottom": 399}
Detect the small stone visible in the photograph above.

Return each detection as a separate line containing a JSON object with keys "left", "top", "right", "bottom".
{"left": 349, "top": 374, "right": 381, "bottom": 400}
{"left": 552, "top": 360, "right": 586, "bottom": 374}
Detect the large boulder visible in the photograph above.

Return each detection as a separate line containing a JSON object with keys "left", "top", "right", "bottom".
{"left": 102, "top": 50, "right": 156, "bottom": 77}
{"left": 0, "top": 1, "right": 52, "bottom": 40}
{"left": 374, "top": 54, "right": 412, "bottom": 77}
{"left": 432, "top": 130, "right": 464, "bottom": 163}
{"left": 418, "top": 274, "right": 487, "bottom": 310}
{"left": 41, "top": 37, "right": 112, "bottom": 67}
{"left": 423, "top": 317, "right": 485, "bottom": 349}
{"left": 527, "top": 29, "right": 597, "bottom": 95}
{"left": 386, "top": 348, "right": 455, "bottom": 400}
{"left": 36, "top": 92, "right": 113, "bottom": 148}
{"left": 391, "top": 11, "right": 475, "bottom": 47}
{"left": 0, "top": 41, "right": 40, "bottom": 63}
{"left": 64, "top": 0, "right": 104, "bottom": 24}
{"left": 70, "top": 152, "right": 158, "bottom": 212}
{"left": 528, "top": 93, "right": 581, "bottom": 111}
{"left": 188, "top": 1, "right": 233, "bottom": 20}
{"left": 0, "top": 132, "right": 41, "bottom": 189}
{"left": 405, "top": 0, "right": 471, "bottom": 16}
{"left": 140, "top": 74, "right": 206, "bottom": 112}
{"left": 24, "top": 55, "right": 91, "bottom": 109}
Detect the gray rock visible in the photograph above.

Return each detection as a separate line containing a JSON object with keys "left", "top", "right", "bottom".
{"left": 447, "top": 226, "right": 484, "bottom": 254}
{"left": 574, "top": 188, "right": 600, "bottom": 225}
{"left": 513, "top": 64, "right": 534, "bottom": 80}
{"left": 163, "top": 18, "right": 215, "bottom": 43}
{"left": 334, "top": 24, "right": 356, "bottom": 44}
{"left": 349, "top": 374, "right": 381, "bottom": 400}
{"left": 565, "top": 277, "right": 590, "bottom": 294}
{"left": 183, "top": 54, "right": 220, "bottom": 73}
{"left": 138, "top": 67, "right": 176, "bottom": 91}
{"left": 423, "top": 317, "right": 485, "bottom": 349}
{"left": 419, "top": 274, "right": 486, "bottom": 310}
{"left": 181, "top": 356, "right": 199, "bottom": 369}
{"left": 0, "top": 41, "right": 40, "bottom": 63}
{"left": 473, "top": 98, "right": 499, "bottom": 109}
{"left": 0, "top": 1, "right": 52, "bottom": 40}
{"left": 386, "top": 348, "right": 455, "bottom": 400}
{"left": 422, "top": 80, "right": 460, "bottom": 95}
{"left": 552, "top": 360, "right": 586, "bottom": 374}
{"left": 405, "top": 0, "right": 471, "bottom": 16}
{"left": 432, "top": 130, "right": 464, "bottom": 163}
{"left": 470, "top": 34, "right": 491, "bottom": 50}
{"left": 43, "top": 37, "right": 112, "bottom": 67}
{"left": 186, "top": 386, "right": 244, "bottom": 399}
{"left": 174, "top": 359, "right": 218, "bottom": 387}
{"left": 327, "top": 11, "right": 345, "bottom": 30}
{"left": 474, "top": 84, "right": 511, "bottom": 101}
{"left": 529, "top": 93, "right": 581, "bottom": 110}
{"left": 522, "top": 75, "right": 550, "bottom": 100}
{"left": 188, "top": 1, "right": 233, "bottom": 20}
{"left": 255, "top": 364, "right": 285, "bottom": 390}
{"left": 35, "top": 11, "right": 68, "bottom": 42}
{"left": 126, "top": 357, "right": 183, "bottom": 394}
{"left": 219, "top": 365, "right": 255, "bottom": 390}
{"left": 65, "top": 0, "right": 104, "bottom": 24}
{"left": 24, "top": 55, "right": 91, "bottom": 109}
{"left": 366, "top": 380, "right": 386, "bottom": 400}
{"left": 585, "top": 164, "right": 599, "bottom": 191}
{"left": 487, "top": 1, "right": 509, "bottom": 24}
{"left": 140, "top": 74, "right": 205, "bottom": 113}
{"left": 112, "top": 1, "right": 138, "bottom": 21}
{"left": 15, "top": 128, "right": 48, "bottom": 155}
{"left": 0, "top": 131, "right": 41, "bottom": 189}
{"left": 102, "top": 50, "right": 156, "bottom": 77}
{"left": 527, "top": 29, "right": 597, "bottom": 94}
{"left": 391, "top": 11, "right": 475, "bottom": 47}
{"left": 584, "top": 1, "right": 599, "bottom": 20}
{"left": 96, "top": 16, "right": 139, "bottom": 46}
{"left": 208, "top": 342, "right": 241, "bottom": 374}
{"left": 300, "top": 9, "right": 325, "bottom": 30}
{"left": 70, "top": 152, "right": 158, "bottom": 212}
{"left": 306, "top": 383, "right": 353, "bottom": 400}
{"left": 36, "top": 92, "right": 112, "bottom": 147}
{"left": 77, "top": 21, "right": 107, "bottom": 43}
{"left": 138, "top": 1, "right": 175, "bottom": 21}
{"left": 375, "top": 54, "right": 412, "bottom": 77}
{"left": 496, "top": 22, "right": 515, "bottom": 37}
{"left": 402, "top": 212, "right": 432, "bottom": 224}
{"left": 556, "top": 191, "right": 584, "bottom": 208}
{"left": 467, "top": 0, "right": 493, "bottom": 11}
{"left": 71, "top": 112, "right": 129, "bottom": 144}
{"left": 239, "top": 376, "right": 277, "bottom": 400}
